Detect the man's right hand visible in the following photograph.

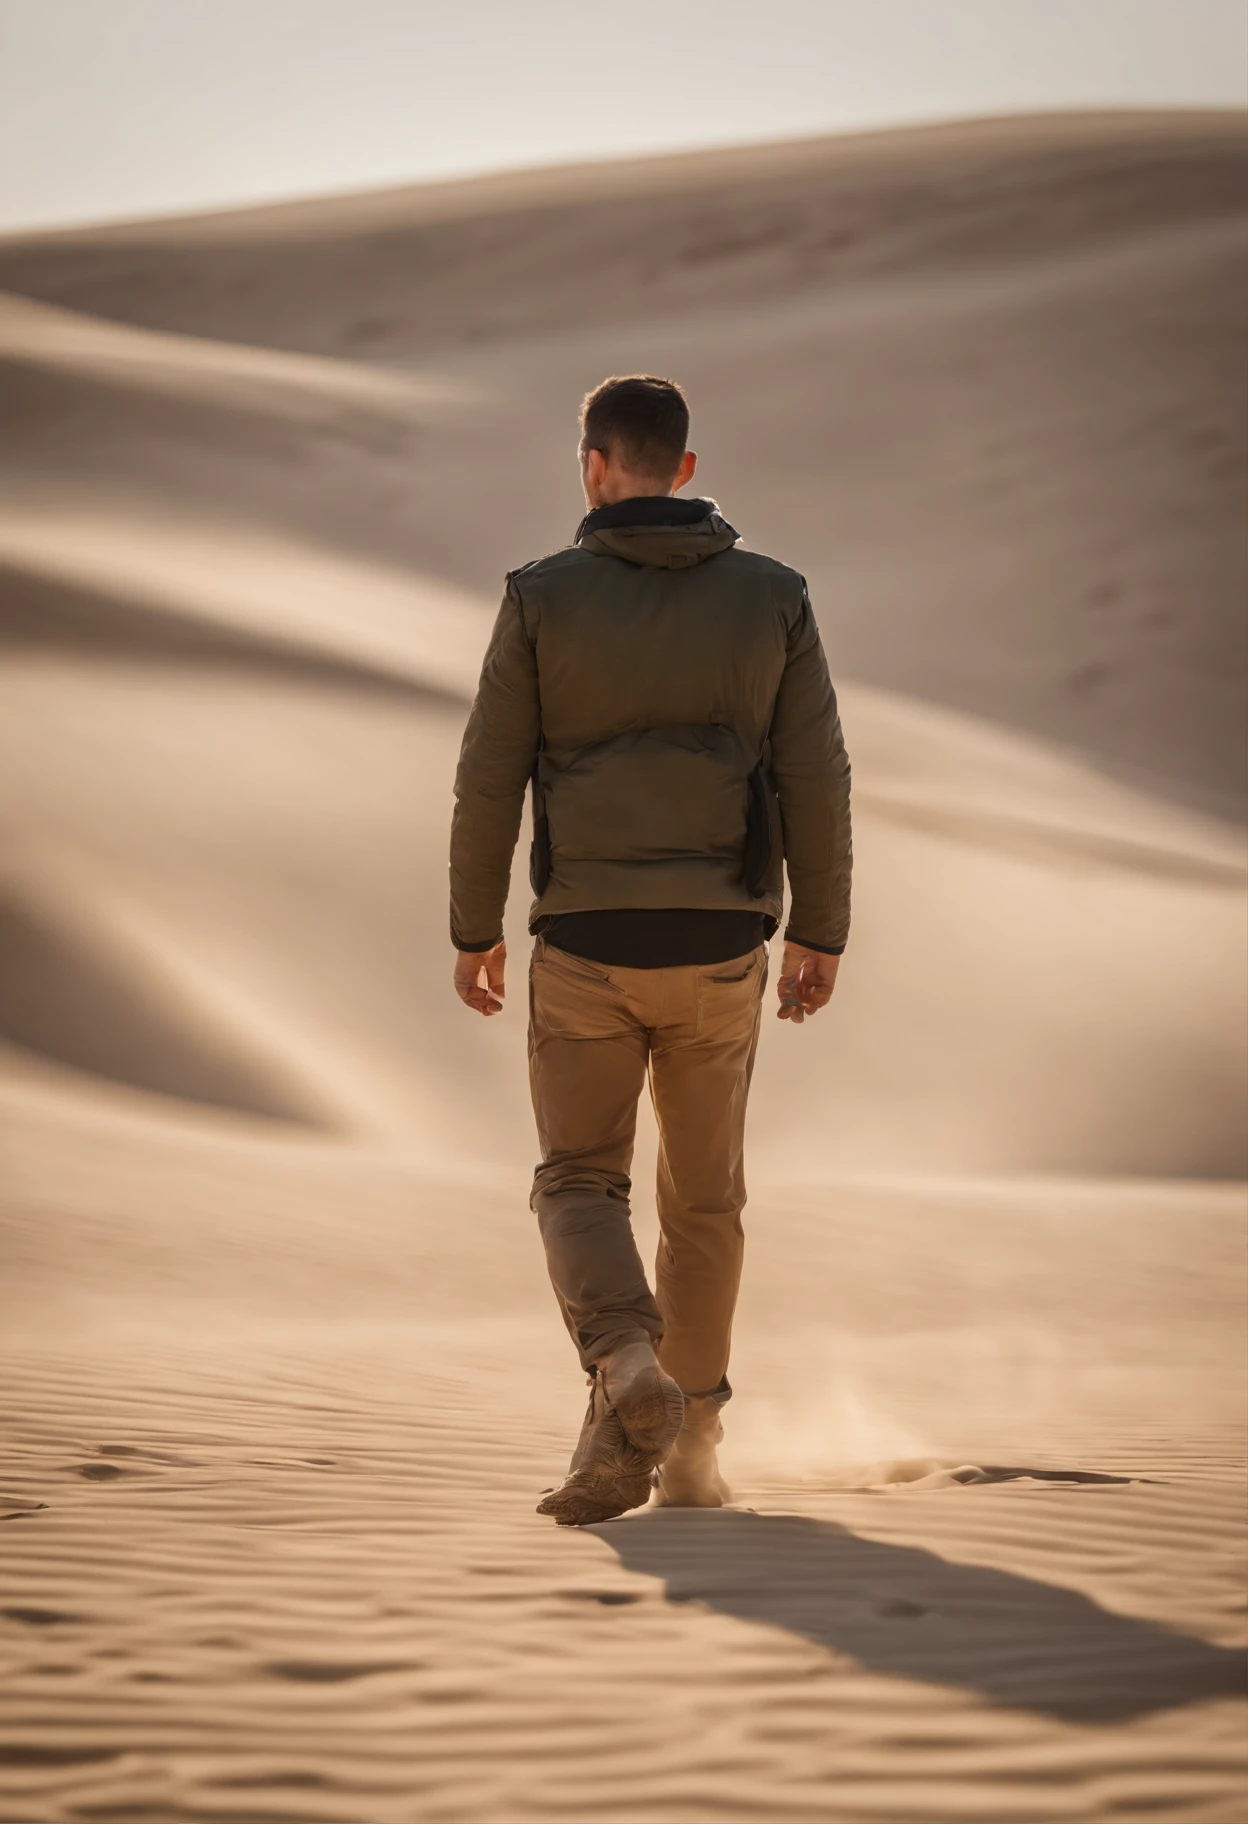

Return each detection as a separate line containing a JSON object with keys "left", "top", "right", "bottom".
{"left": 454, "top": 940, "right": 506, "bottom": 1016}
{"left": 776, "top": 943, "right": 839, "bottom": 1023}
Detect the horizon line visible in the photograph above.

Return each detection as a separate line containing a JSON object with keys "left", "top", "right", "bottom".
{"left": 4, "top": 102, "right": 1241, "bottom": 245}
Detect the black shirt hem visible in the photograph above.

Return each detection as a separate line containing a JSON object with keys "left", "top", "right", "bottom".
{"left": 538, "top": 908, "right": 774, "bottom": 969}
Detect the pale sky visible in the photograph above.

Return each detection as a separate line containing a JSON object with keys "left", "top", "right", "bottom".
{"left": 1, "top": 0, "right": 1244, "bottom": 233}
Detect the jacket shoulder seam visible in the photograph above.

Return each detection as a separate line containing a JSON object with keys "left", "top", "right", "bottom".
{"left": 725, "top": 546, "right": 807, "bottom": 585}
{"left": 507, "top": 545, "right": 587, "bottom": 585}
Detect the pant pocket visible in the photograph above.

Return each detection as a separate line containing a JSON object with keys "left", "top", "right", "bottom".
{"left": 531, "top": 940, "right": 630, "bottom": 1038}
{"left": 694, "top": 947, "right": 767, "bottom": 1035}
{"left": 535, "top": 940, "right": 625, "bottom": 992}
{"left": 701, "top": 949, "right": 763, "bottom": 985}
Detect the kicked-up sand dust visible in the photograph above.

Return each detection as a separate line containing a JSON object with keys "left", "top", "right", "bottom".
{"left": 0, "top": 111, "right": 1245, "bottom": 1822}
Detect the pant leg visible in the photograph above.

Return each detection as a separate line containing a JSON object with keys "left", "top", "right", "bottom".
{"left": 648, "top": 946, "right": 767, "bottom": 1395}
{"left": 528, "top": 939, "right": 663, "bottom": 1368}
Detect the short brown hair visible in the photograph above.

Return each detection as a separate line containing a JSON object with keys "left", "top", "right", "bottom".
{"left": 580, "top": 375, "right": 689, "bottom": 480}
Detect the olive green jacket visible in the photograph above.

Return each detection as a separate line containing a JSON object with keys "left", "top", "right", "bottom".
{"left": 449, "top": 499, "right": 852, "bottom": 952}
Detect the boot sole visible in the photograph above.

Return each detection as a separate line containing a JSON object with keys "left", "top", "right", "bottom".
{"left": 611, "top": 1367, "right": 685, "bottom": 1462}
{"left": 536, "top": 1465, "right": 653, "bottom": 1527}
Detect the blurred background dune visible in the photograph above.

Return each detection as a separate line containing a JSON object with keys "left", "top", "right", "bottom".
{"left": 0, "top": 86, "right": 1245, "bottom": 1824}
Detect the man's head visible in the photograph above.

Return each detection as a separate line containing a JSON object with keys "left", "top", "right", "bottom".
{"left": 579, "top": 374, "right": 697, "bottom": 508}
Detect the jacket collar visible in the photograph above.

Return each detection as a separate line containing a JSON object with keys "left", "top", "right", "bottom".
{"left": 576, "top": 494, "right": 718, "bottom": 540}
{"left": 575, "top": 496, "right": 740, "bottom": 570}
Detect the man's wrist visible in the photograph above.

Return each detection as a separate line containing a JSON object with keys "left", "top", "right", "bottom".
{"left": 453, "top": 932, "right": 504, "bottom": 954}
{"left": 783, "top": 933, "right": 845, "bottom": 956}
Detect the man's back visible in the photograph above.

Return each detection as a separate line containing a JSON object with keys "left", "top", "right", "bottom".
{"left": 512, "top": 509, "right": 801, "bottom": 755}
{"left": 450, "top": 496, "right": 851, "bottom": 957}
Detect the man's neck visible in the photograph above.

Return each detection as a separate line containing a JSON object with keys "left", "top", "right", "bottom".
{"left": 588, "top": 477, "right": 673, "bottom": 509}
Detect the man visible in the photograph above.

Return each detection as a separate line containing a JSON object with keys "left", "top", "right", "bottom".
{"left": 450, "top": 375, "right": 851, "bottom": 1526}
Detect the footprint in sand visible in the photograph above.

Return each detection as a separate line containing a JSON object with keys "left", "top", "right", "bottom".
{"left": 98, "top": 1444, "right": 205, "bottom": 1466}
{"left": 264, "top": 1659, "right": 418, "bottom": 1682}
{"left": 72, "top": 1445, "right": 206, "bottom": 1480}
{"left": 2, "top": 1606, "right": 83, "bottom": 1626}
{"left": 0, "top": 1495, "right": 48, "bottom": 1520}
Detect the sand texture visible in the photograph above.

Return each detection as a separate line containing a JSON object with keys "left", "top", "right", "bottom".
{"left": 0, "top": 112, "right": 1245, "bottom": 1822}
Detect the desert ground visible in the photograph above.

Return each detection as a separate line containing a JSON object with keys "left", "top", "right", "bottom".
{"left": 0, "top": 111, "right": 1245, "bottom": 1823}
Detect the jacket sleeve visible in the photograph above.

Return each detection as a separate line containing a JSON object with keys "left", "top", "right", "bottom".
{"left": 768, "top": 587, "right": 852, "bottom": 953}
{"left": 448, "top": 578, "right": 541, "bottom": 950}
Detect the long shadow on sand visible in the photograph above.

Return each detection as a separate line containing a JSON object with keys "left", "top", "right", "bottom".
{"left": 595, "top": 1508, "right": 1246, "bottom": 1723}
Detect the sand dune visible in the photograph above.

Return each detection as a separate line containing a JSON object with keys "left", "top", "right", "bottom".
{"left": 1, "top": 112, "right": 1239, "bottom": 356}
{"left": 0, "top": 865, "right": 337, "bottom": 1128}
{"left": 0, "top": 288, "right": 464, "bottom": 423}
{"left": 0, "top": 114, "right": 1244, "bottom": 1822}
{"left": 3, "top": 126, "right": 1243, "bottom": 816}
{"left": 0, "top": 504, "right": 492, "bottom": 701}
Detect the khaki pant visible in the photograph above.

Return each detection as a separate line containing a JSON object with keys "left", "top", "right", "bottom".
{"left": 528, "top": 936, "right": 767, "bottom": 1396}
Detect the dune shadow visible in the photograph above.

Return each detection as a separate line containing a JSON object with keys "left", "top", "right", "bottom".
{"left": 596, "top": 1508, "right": 1246, "bottom": 1723}
{"left": 0, "top": 561, "right": 468, "bottom": 710}
{"left": 0, "top": 884, "right": 331, "bottom": 1127}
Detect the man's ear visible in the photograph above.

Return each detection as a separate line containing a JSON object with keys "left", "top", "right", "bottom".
{"left": 673, "top": 449, "right": 697, "bottom": 492}
{"left": 581, "top": 445, "right": 607, "bottom": 498}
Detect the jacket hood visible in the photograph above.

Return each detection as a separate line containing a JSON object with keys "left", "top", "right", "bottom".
{"left": 576, "top": 495, "right": 740, "bottom": 569}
